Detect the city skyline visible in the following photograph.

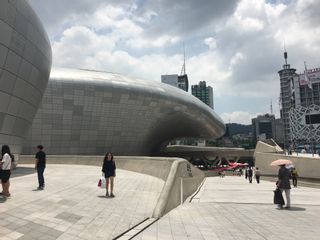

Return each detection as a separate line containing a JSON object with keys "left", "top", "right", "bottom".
{"left": 29, "top": 0, "right": 320, "bottom": 124}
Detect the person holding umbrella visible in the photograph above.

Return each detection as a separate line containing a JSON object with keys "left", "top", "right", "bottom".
{"left": 271, "top": 159, "right": 292, "bottom": 209}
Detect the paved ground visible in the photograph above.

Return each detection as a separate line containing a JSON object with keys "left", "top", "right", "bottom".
{"left": 0, "top": 164, "right": 164, "bottom": 240}
{"left": 138, "top": 176, "right": 320, "bottom": 240}
{"left": 2, "top": 165, "right": 320, "bottom": 240}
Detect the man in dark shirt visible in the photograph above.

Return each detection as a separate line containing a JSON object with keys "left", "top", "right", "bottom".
{"left": 277, "top": 164, "right": 291, "bottom": 209}
{"left": 35, "top": 145, "right": 46, "bottom": 190}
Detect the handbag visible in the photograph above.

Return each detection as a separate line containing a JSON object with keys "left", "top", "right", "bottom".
{"left": 98, "top": 176, "right": 106, "bottom": 188}
{"left": 273, "top": 188, "right": 285, "bottom": 205}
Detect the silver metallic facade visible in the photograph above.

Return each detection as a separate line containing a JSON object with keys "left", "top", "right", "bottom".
{"left": 22, "top": 68, "right": 225, "bottom": 155}
{"left": 0, "top": 1, "right": 52, "bottom": 154}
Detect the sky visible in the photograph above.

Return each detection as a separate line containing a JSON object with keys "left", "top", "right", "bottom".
{"left": 28, "top": 0, "right": 320, "bottom": 124}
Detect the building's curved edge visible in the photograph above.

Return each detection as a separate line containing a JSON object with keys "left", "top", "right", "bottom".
{"left": 22, "top": 68, "right": 225, "bottom": 155}
{"left": 51, "top": 68, "right": 226, "bottom": 137}
{"left": 0, "top": 1, "right": 52, "bottom": 154}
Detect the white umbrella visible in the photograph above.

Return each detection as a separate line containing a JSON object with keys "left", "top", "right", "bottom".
{"left": 285, "top": 164, "right": 295, "bottom": 169}
{"left": 270, "top": 159, "right": 293, "bottom": 166}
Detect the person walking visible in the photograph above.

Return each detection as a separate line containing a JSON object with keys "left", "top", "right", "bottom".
{"left": 0, "top": 145, "right": 14, "bottom": 197}
{"left": 277, "top": 164, "right": 291, "bottom": 209}
{"left": 291, "top": 168, "right": 298, "bottom": 187}
{"left": 248, "top": 167, "right": 253, "bottom": 183}
{"left": 102, "top": 152, "right": 116, "bottom": 197}
{"left": 255, "top": 167, "right": 261, "bottom": 184}
{"left": 35, "top": 145, "right": 46, "bottom": 190}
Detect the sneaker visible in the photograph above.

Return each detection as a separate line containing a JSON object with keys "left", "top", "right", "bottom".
{"left": 284, "top": 206, "right": 291, "bottom": 209}
{"left": 110, "top": 193, "right": 115, "bottom": 198}
{"left": 106, "top": 192, "right": 109, "bottom": 197}
{"left": 37, "top": 187, "right": 44, "bottom": 190}
{"left": 276, "top": 206, "right": 283, "bottom": 210}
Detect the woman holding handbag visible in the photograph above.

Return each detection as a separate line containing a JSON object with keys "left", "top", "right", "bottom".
{"left": 102, "top": 152, "right": 116, "bottom": 197}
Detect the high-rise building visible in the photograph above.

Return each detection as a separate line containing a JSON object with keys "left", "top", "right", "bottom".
{"left": 293, "top": 68, "right": 320, "bottom": 107}
{"left": 278, "top": 51, "right": 296, "bottom": 146}
{"left": 289, "top": 67, "right": 320, "bottom": 145}
{"left": 161, "top": 49, "right": 189, "bottom": 92}
{"left": 275, "top": 118, "right": 284, "bottom": 145}
{"left": 178, "top": 74, "right": 189, "bottom": 92}
{"left": 161, "top": 74, "right": 189, "bottom": 92}
{"left": 252, "top": 114, "right": 276, "bottom": 142}
{"left": 191, "top": 81, "right": 214, "bottom": 109}
{"left": 279, "top": 51, "right": 320, "bottom": 146}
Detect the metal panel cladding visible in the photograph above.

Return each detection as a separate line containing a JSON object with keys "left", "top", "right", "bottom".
{"left": 22, "top": 68, "right": 225, "bottom": 155}
{"left": 0, "top": 1, "right": 52, "bottom": 154}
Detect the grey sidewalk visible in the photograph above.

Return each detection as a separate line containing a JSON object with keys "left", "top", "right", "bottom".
{"left": 138, "top": 176, "right": 320, "bottom": 240}
{"left": 0, "top": 164, "right": 164, "bottom": 240}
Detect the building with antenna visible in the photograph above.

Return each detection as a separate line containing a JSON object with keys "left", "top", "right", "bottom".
{"left": 278, "top": 51, "right": 297, "bottom": 147}
{"left": 161, "top": 46, "right": 189, "bottom": 92}
{"left": 161, "top": 74, "right": 189, "bottom": 92}
{"left": 279, "top": 51, "right": 320, "bottom": 146}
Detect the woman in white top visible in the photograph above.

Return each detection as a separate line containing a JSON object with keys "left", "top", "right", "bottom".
{"left": 0, "top": 145, "right": 13, "bottom": 197}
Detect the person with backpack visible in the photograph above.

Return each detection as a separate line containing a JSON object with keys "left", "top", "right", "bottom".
{"left": 0, "top": 145, "right": 14, "bottom": 197}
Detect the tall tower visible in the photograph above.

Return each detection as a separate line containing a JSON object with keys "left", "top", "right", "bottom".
{"left": 161, "top": 45, "right": 189, "bottom": 92}
{"left": 178, "top": 44, "right": 189, "bottom": 92}
{"left": 191, "top": 81, "right": 214, "bottom": 109}
{"left": 278, "top": 51, "right": 296, "bottom": 147}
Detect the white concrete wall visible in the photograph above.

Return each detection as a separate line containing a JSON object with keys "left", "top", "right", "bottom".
{"left": 255, "top": 152, "right": 320, "bottom": 179}
{"left": 254, "top": 141, "right": 320, "bottom": 179}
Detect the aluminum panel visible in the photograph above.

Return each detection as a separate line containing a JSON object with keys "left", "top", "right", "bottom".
{"left": 0, "top": 1, "right": 52, "bottom": 154}
{"left": 22, "top": 68, "right": 225, "bottom": 155}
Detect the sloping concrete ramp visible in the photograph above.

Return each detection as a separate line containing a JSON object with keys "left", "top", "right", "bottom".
{"left": 3, "top": 156, "right": 204, "bottom": 239}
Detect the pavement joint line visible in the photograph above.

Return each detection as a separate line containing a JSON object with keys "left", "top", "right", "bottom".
{"left": 188, "top": 178, "right": 206, "bottom": 203}
{"left": 112, "top": 217, "right": 150, "bottom": 240}
{"left": 113, "top": 217, "right": 160, "bottom": 240}
{"left": 127, "top": 218, "right": 160, "bottom": 240}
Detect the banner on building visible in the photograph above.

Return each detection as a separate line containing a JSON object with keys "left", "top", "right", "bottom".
{"left": 299, "top": 68, "right": 320, "bottom": 86}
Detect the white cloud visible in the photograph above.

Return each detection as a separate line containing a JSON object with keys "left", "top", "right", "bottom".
{"left": 30, "top": 0, "right": 320, "bottom": 125}
{"left": 230, "top": 52, "right": 246, "bottom": 68}
{"left": 221, "top": 111, "right": 261, "bottom": 124}
{"left": 52, "top": 26, "right": 116, "bottom": 68}
{"left": 204, "top": 37, "right": 217, "bottom": 50}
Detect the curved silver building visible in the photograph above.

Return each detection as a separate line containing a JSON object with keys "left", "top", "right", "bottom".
{"left": 22, "top": 68, "right": 225, "bottom": 155}
{"left": 0, "top": 1, "right": 52, "bottom": 153}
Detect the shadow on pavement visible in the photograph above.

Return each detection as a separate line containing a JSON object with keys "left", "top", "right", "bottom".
{"left": 0, "top": 196, "right": 7, "bottom": 203}
{"left": 11, "top": 167, "right": 35, "bottom": 178}
{"left": 98, "top": 195, "right": 107, "bottom": 198}
{"left": 287, "top": 207, "right": 306, "bottom": 211}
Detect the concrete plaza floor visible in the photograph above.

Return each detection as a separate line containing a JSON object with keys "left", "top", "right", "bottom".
{"left": 0, "top": 164, "right": 164, "bottom": 240}
{"left": 2, "top": 165, "right": 320, "bottom": 240}
{"left": 138, "top": 176, "right": 320, "bottom": 240}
